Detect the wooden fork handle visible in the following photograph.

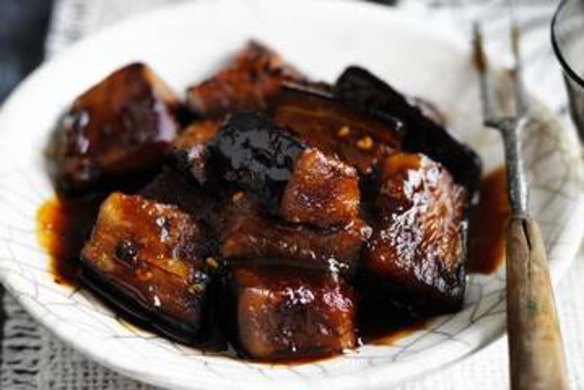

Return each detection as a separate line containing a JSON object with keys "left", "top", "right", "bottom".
{"left": 506, "top": 216, "right": 569, "bottom": 390}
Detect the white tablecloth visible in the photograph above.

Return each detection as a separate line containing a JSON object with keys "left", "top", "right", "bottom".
{"left": 2, "top": 0, "right": 583, "bottom": 388}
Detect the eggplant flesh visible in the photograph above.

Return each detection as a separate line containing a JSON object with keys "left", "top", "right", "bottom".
{"left": 216, "top": 193, "right": 368, "bottom": 274}
{"left": 186, "top": 41, "right": 303, "bottom": 118}
{"left": 222, "top": 265, "right": 356, "bottom": 360}
{"left": 169, "top": 120, "right": 221, "bottom": 186}
{"left": 81, "top": 192, "right": 212, "bottom": 341}
{"left": 363, "top": 152, "right": 467, "bottom": 312}
{"left": 280, "top": 147, "right": 361, "bottom": 228}
{"left": 50, "top": 63, "right": 179, "bottom": 196}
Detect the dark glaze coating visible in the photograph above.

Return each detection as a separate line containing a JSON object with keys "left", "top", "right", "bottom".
{"left": 81, "top": 193, "right": 212, "bottom": 339}
{"left": 186, "top": 41, "right": 303, "bottom": 118}
{"left": 222, "top": 265, "right": 356, "bottom": 360}
{"left": 357, "top": 291, "right": 428, "bottom": 343}
{"left": 210, "top": 112, "right": 306, "bottom": 209}
{"left": 37, "top": 196, "right": 103, "bottom": 286}
{"left": 50, "top": 63, "right": 179, "bottom": 195}
{"left": 39, "top": 51, "right": 494, "bottom": 363}
{"left": 170, "top": 120, "right": 220, "bottom": 186}
{"left": 217, "top": 193, "right": 369, "bottom": 274}
{"left": 140, "top": 167, "right": 215, "bottom": 220}
{"left": 363, "top": 153, "right": 467, "bottom": 312}
{"left": 467, "top": 166, "right": 510, "bottom": 273}
{"left": 272, "top": 85, "right": 402, "bottom": 174}
{"left": 281, "top": 148, "right": 360, "bottom": 228}
{"left": 334, "top": 66, "right": 481, "bottom": 199}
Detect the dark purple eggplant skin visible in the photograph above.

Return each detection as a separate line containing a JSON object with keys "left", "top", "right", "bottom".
{"left": 334, "top": 66, "right": 482, "bottom": 201}
{"left": 209, "top": 112, "right": 306, "bottom": 209}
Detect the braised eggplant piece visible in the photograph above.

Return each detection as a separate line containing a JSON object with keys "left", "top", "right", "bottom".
{"left": 281, "top": 147, "right": 360, "bottom": 228}
{"left": 217, "top": 193, "right": 369, "bottom": 273}
{"left": 363, "top": 152, "right": 467, "bottom": 312}
{"left": 334, "top": 66, "right": 481, "bottom": 197}
{"left": 42, "top": 51, "right": 487, "bottom": 361}
{"left": 50, "top": 63, "right": 179, "bottom": 195}
{"left": 272, "top": 85, "right": 402, "bottom": 174}
{"left": 186, "top": 41, "right": 303, "bottom": 118}
{"left": 210, "top": 112, "right": 306, "bottom": 209}
{"left": 222, "top": 265, "right": 356, "bottom": 360}
{"left": 170, "top": 120, "right": 220, "bottom": 185}
{"left": 411, "top": 97, "right": 446, "bottom": 127}
{"left": 140, "top": 167, "right": 215, "bottom": 223}
{"left": 81, "top": 193, "right": 212, "bottom": 340}
{"left": 211, "top": 112, "right": 362, "bottom": 227}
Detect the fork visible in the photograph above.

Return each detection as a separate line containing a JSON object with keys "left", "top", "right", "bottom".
{"left": 473, "top": 20, "right": 569, "bottom": 390}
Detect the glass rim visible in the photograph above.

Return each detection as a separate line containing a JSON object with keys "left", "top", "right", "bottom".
{"left": 551, "top": 0, "right": 584, "bottom": 88}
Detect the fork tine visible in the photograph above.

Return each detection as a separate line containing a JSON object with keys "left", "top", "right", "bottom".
{"left": 472, "top": 22, "right": 499, "bottom": 126}
{"left": 510, "top": 21, "right": 528, "bottom": 116}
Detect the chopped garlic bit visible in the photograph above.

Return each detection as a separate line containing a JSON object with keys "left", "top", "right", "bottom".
{"left": 232, "top": 191, "right": 244, "bottom": 203}
{"left": 206, "top": 257, "right": 219, "bottom": 269}
{"left": 356, "top": 136, "right": 373, "bottom": 150}
{"left": 337, "top": 126, "right": 350, "bottom": 138}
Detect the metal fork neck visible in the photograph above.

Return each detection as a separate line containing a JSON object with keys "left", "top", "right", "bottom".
{"left": 492, "top": 116, "right": 529, "bottom": 217}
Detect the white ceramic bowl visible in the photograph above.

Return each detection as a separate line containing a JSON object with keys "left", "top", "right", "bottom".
{"left": 0, "top": 0, "right": 582, "bottom": 389}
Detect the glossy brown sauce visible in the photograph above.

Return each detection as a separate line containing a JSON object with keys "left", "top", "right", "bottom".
{"left": 467, "top": 166, "right": 510, "bottom": 274}
{"left": 35, "top": 165, "right": 509, "bottom": 356}
{"left": 358, "top": 296, "right": 430, "bottom": 345}
{"left": 37, "top": 195, "right": 102, "bottom": 286}
{"left": 367, "top": 319, "right": 429, "bottom": 345}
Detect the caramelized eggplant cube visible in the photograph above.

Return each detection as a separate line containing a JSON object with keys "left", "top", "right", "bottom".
{"left": 363, "top": 153, "right": 467, "bottom": 312}
{"left": 225, "top": 266, "right": 356, "bottom": 360}
{"left": 140, "top": 167, "right": 215, "bottom": 221}
{"left": 211, "top": 113, "right": 362, "bottom": 223}
{"left": 410, "top": 97, "right": 446, "bottom": 126}
{"left": 186, "top": 41, "right": 303, "bottom": 118}
{"left": 218, "top": 194, "right": 368, "bottom": 273}
{"left": 334, "top": 66, "right": 481, "bottom": 198}
{"left": 281, "top": 148, "right": 360, "bottom": 228}
{"left": 51, "top": 63, "right": 179, "bottom": 195}
{"left": 210, "top": 112, "right": 306, "bottom": 209}
{"left": 170, "top": 120, "right": 220, "bottom": 185}
{"left": 272, "top": 85, "right": 402, "bottom": 174}
{"left": 81, "top": 193, "right": 210, "bottom": 337}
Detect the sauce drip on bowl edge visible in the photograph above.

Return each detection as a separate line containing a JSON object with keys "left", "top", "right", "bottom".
{"left": 36, "top": 195, "right": 102, "bottom": 286}
{"left": 467, "top": 166, "right": 510, "bottom": 274}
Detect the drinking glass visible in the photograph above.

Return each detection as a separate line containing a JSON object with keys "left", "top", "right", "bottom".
{"left": 552, "top": 0, "right": 584, "bottom": 140}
